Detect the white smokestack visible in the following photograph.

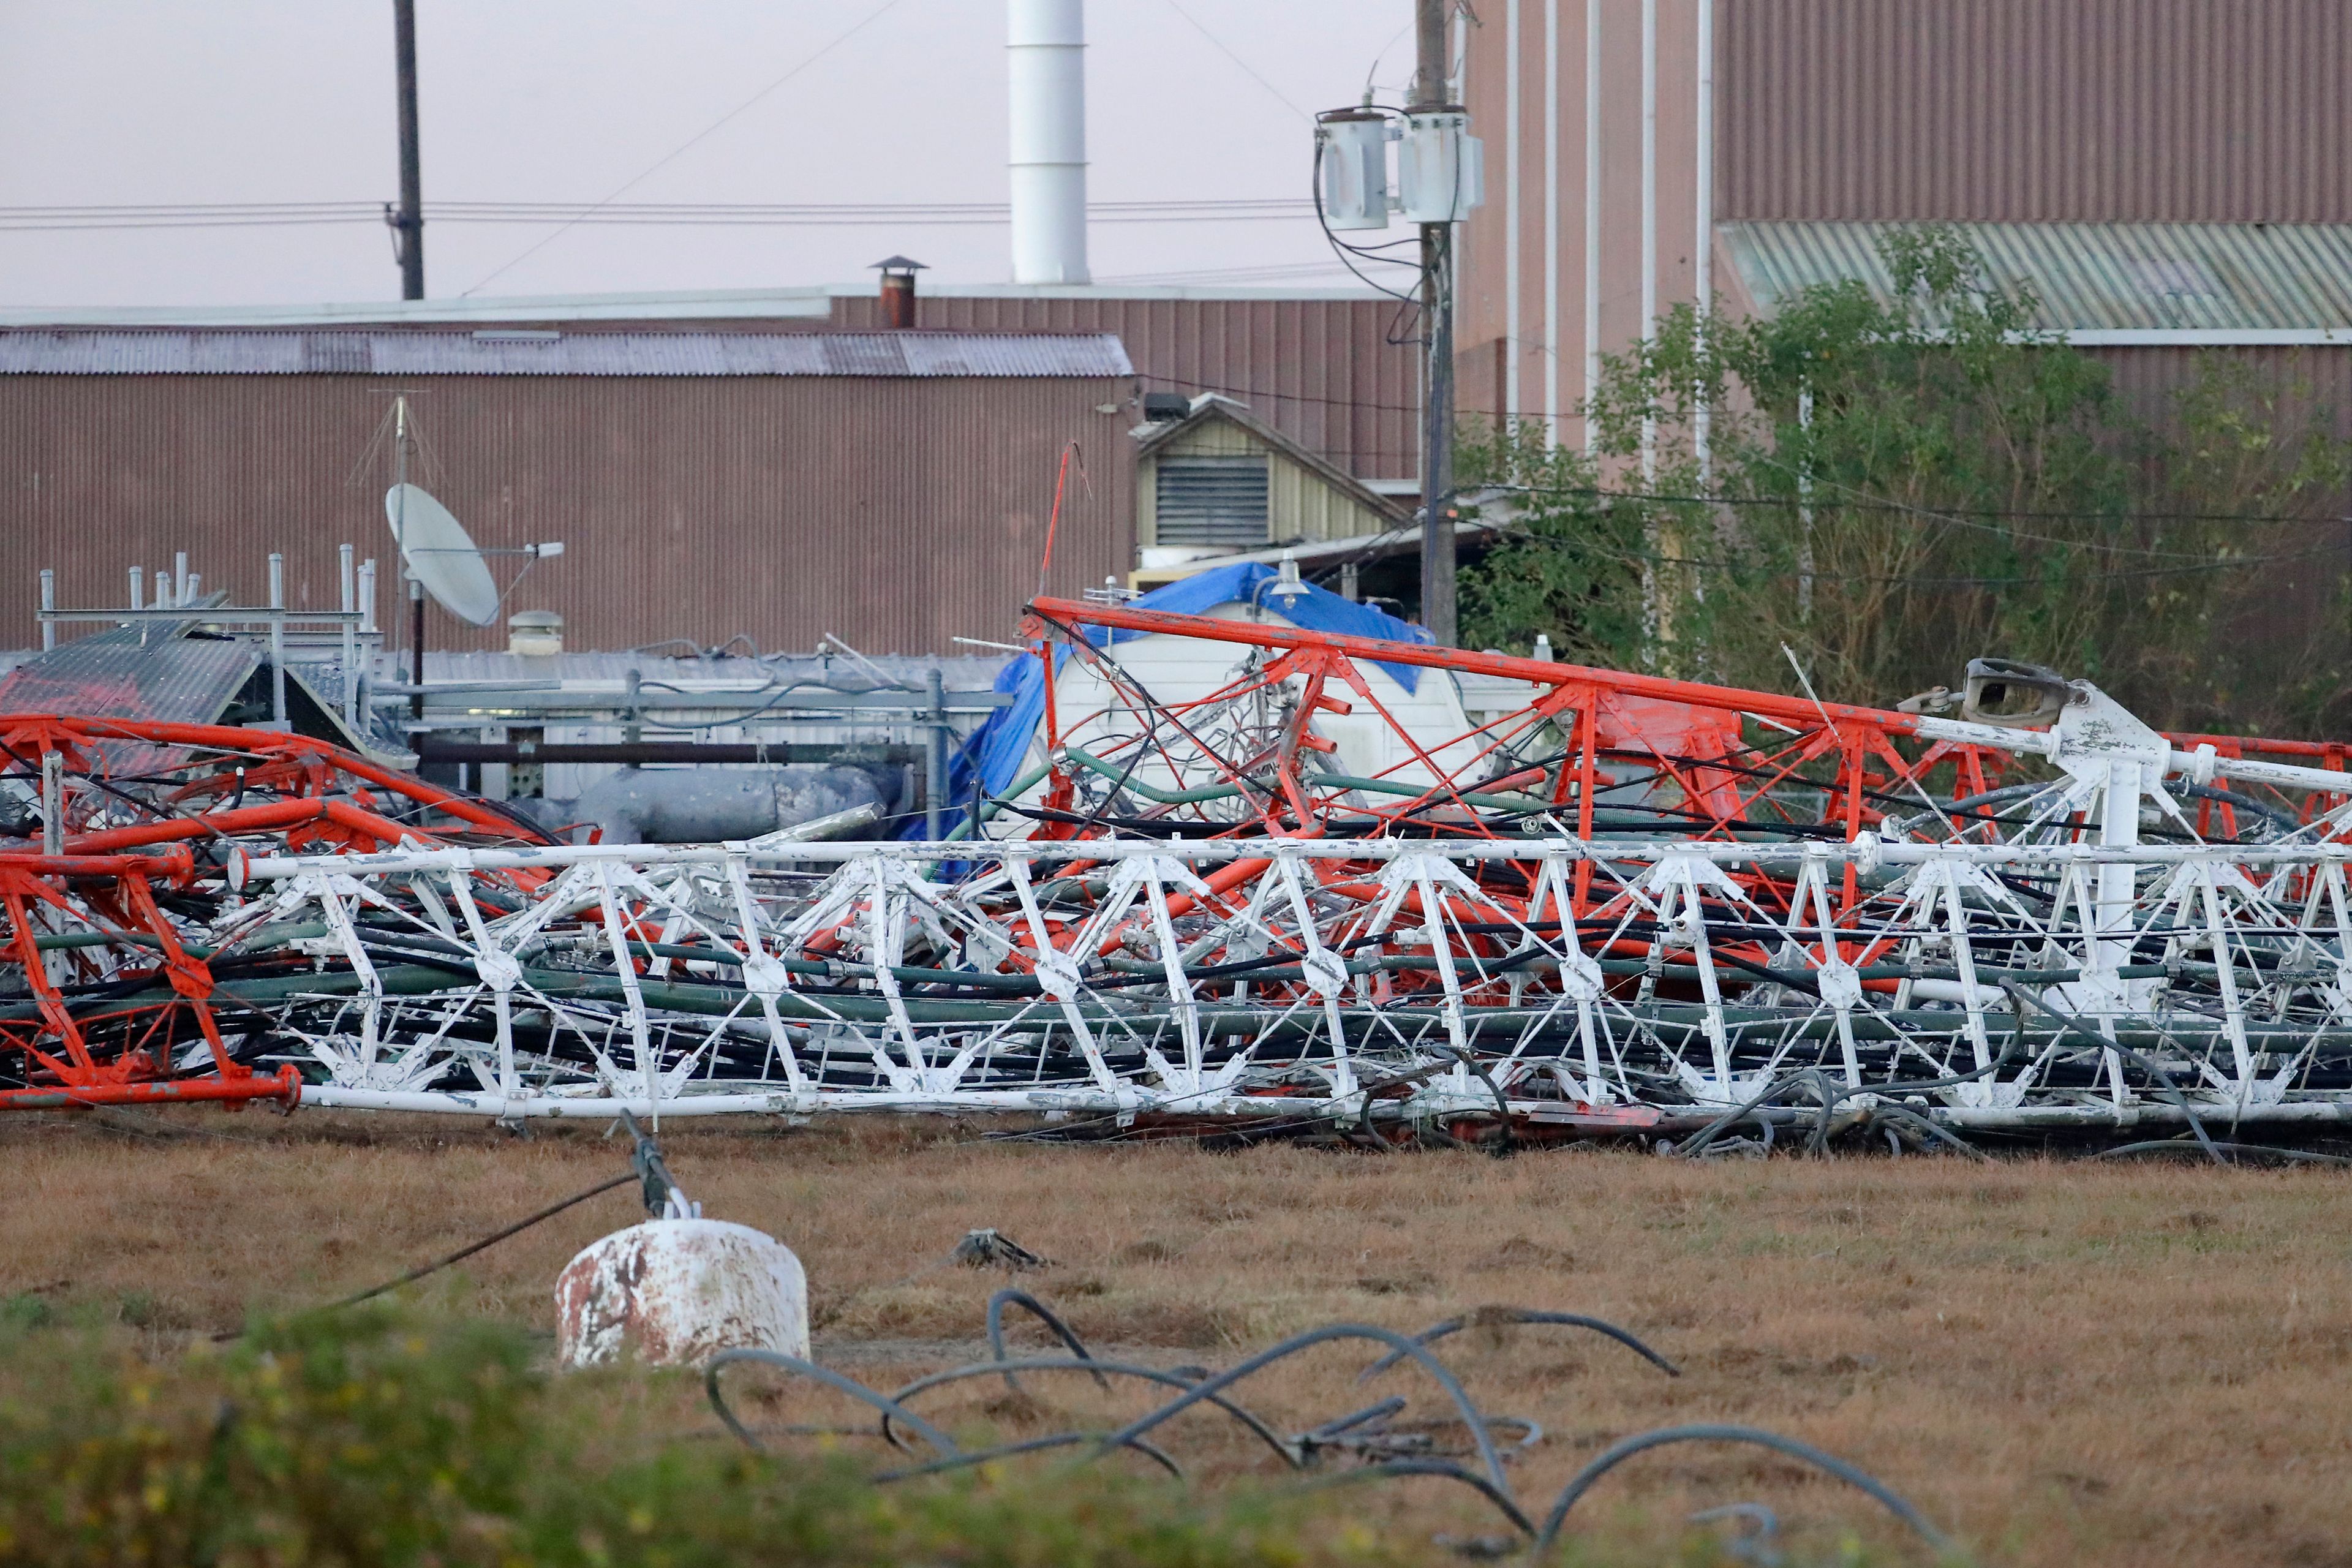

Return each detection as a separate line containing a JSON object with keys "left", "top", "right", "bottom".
{"left": 1008, "top": 0, "right": 1089, "bottom": 284}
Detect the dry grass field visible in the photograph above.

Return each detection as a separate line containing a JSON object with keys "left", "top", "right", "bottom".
{"left": 5, "top": 1107, "right": 2351, "bottom": 1566}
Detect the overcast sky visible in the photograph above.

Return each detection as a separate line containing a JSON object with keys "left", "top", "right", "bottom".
{"left": 0, "top": 1, "right": 1417, "bottom": 308}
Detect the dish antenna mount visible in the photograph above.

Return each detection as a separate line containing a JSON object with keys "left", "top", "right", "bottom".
{"left": 379, "top": 395, "right": 565, "bottom": 741}
{"left": 385, "top": 482, "right": 500, "bottom": 627}
{"left": 383, "top": 394, "right": 496, "bottom": 736}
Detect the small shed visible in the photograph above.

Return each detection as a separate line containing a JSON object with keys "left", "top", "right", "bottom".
{"left": 1132, "top": 395, "right": 1407, "bottom": 586}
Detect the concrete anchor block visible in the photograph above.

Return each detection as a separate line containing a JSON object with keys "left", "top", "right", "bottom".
{"left": 555, "top": 1218, "right": 807, "bottom": 1368}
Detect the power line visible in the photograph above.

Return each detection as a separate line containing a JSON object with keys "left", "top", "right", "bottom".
{"left": 461, "top": 0, "right": 914, "bottom": 296}
{"left": 0, "top": 198, "right": 1319, "bottom": 234}
{"left": 1157, "top": 0, "right": 1313, "bottom": 121}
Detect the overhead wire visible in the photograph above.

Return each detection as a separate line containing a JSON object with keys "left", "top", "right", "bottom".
{"left": 461, "top": 0, "right": 914, "bottom": 295}
{"left": 1155, "top": 0, "right": 1315, "bottom": 121}
{"left": 0, "top": 198, "right": 1321, "bottom": 233}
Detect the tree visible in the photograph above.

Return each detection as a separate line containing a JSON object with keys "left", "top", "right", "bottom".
{"left": 1458, "top": 226, "right": 2352, "bottom": 734}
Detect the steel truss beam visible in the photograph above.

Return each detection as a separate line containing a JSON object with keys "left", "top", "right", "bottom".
{"left": 7, "top": 608, "right": 2352, "bottom": 1142}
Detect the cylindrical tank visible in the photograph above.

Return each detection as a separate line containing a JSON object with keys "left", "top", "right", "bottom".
{"left": 555, "top": 1219, "right": 809, "bottom": 1368}
{"left": 575, "top": 763, "right": 888, "bottom": 845}
{"left": 1008, "top": 0, "right": 1088, "bottom": 284}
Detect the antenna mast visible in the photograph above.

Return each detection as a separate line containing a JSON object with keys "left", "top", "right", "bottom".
{"left": 393, "top": 396, "right": 426, "bottom": 736}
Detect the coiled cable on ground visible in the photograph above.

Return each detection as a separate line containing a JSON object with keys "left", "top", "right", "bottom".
{"left": 701, "top": 1287, "right": 1954, "bottom": 1558}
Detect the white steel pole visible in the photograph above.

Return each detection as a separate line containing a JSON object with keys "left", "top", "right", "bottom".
{"left": 339, "top": 543, "right": 359, "bottom": 728}
{"left": 1504, "top": 0, "right": 1521, "bottom": 424}
{"left": 1582, "top": 0, "right": 1600, "bottom": 453}
{"left": 1638, "top": 0, "right": 1656, "bottom": 483}
{"left": 1544, "top": 0, "right": 1559, "bottom": 444}
{"left": 1007, "top": 0, "right": 1089, "bottom": 284}
{"left": 267, "top": 551, "right": 288, "bottom": 726}
{"left": 1694, "top": 0, "right": 1714, "bottom": 487}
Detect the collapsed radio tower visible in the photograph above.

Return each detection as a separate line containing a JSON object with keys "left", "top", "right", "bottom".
{"left": 7, "top": 598, "right": 2352, "bottom": 1150}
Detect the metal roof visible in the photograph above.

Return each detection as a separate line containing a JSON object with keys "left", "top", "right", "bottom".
{"left": 0, "top": 282, "right": 1377, "bottom": 331}
{"left": 1722, "top": 222, "right": 2352, "bottom": 335}
{"left": 0, "top": 330, "right": 1135, "bottom": 379}
{"left": 0, "top": 624, "right": 259, "bottom": 724}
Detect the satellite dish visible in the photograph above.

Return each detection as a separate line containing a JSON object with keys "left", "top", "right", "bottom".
{"left": 385, "top": 483, "right": 500, "bottom": 627}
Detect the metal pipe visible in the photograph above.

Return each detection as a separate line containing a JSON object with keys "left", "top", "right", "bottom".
{"left": 238, "top": 834, "right": 2352, "bottom": 883}
{"left": 1694, "top": 0, "right": 1713, "bottom": 486}
{"left": 174, "top": 551, "right": 189, "bottom": 607}
{"left": 1504, "top": 0, "right": 1521, "bottom": 421}
{"left": 925, "top": 667, "right": 947, "bottom": 839}
{"left": 128, "top": 564, "right": 143, "bottom": 612}
{"left": 414, "top": 741, "right": 921, "bottom": 766}
{"left": 40, "top": 751, "right": 62, "bottom": 856}
{"left": 1582, "top": 0, "right": 1600, "bottom": 452}
{"left": 408, "top": 581, "right": 426, "bottom": 734}
{"left": 1638, "top": 0, "right": 1656, "bottom": 485}
{"left": 1007, "top": 0, "right": 1089, "bottom": 284}
{"left": 267, "top": 551, "right": 288, "bottom": 726}
{"left": 339, "top": 543, "right": 358, "bottom": 728}
{"left": 37, "top": 568, "right": 54, "bottom": 652}
{"left": 1544, "top": 0, "right": 1559, "bottom": 442}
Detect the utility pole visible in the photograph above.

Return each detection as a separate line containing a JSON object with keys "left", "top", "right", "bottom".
{"left": 390, "top": 0, "right": 425, "bottom": 300}
{"left": 1412, "top": 0, "right": 1457, "bottom": 647}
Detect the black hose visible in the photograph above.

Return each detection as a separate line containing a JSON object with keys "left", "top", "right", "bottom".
{"left": 880, "top": 1355, "right": 1300, "bottom": 1468}
{"left": 1866, "top": 1102, "right": 1989, "bottom": 1162}
{"left": 1291, "top": 1457, "right": 1536, "bottom": 1536}
{"left": 1088, "top": 1322, "right": 1512, "bottom": 1496}
{"left": 705, "top": 1348, "right": 959, "bottom": 1458}
{"left": 2096, "top": 1139, "right": 2352, "bottom": 1167}
{"left": 2002, "top": 983, "right": 2226, "bottom": 1166}
{"left": 986, "top": 1287, "right": 1109, "bottom": 1392}
{"left": 1427, "top": 1043, "right": 1515, "bottom": 1156}
{"left": 1530, "top": 1423, "right": 1954, "bottom": 1559}
{"left": 1357, "top": 1308, "right": 1679, "bottom": 1381}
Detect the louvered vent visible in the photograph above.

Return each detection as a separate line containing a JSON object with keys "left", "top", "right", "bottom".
{"left": 1155, "top": 456, "right": 1270, "bottom": 548}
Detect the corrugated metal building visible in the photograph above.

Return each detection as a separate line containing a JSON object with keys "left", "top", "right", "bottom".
{"left": 823, "top": 289, "right": 1418, "bottom": 486}
{"left": 0, "top": 328, "right": 1136, "bottom": 657}
{"left": 1457, "top": 0, "right": 2352, "bottom": 443}
{"left": 0, "top": 284, "right": 1421, "bottom": 491}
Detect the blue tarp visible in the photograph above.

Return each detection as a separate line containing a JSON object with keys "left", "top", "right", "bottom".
{"left": 913, "top": 564, "right": 1432, "bottom": 837}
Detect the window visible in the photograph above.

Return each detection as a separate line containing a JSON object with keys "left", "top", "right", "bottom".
{"left": 1155, "top": 455, "right": 1269, "bottom": 549}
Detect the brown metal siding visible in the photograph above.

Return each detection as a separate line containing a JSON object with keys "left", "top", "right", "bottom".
{"left": 2090, "top": 344, "right": 2352, "bottom": 459}
{"left": 827, "top": 294, "right": 1418, "bottom": 483}
{"left": 1, "top": 374, "right": 1134, "bottom": 657}
{"left": 1719, "top": 0, "right": 2352, "bottom": 222}
{"left": 2089, "top": 344, "right": 2352, "bottom": 682}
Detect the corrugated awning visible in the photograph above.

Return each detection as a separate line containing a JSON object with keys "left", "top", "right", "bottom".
{"left": 1721, "top": 222, "right": 2352, "bottom": 336}
{"left": 0, "top": 330, "right": 1136, "bottom": 379}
